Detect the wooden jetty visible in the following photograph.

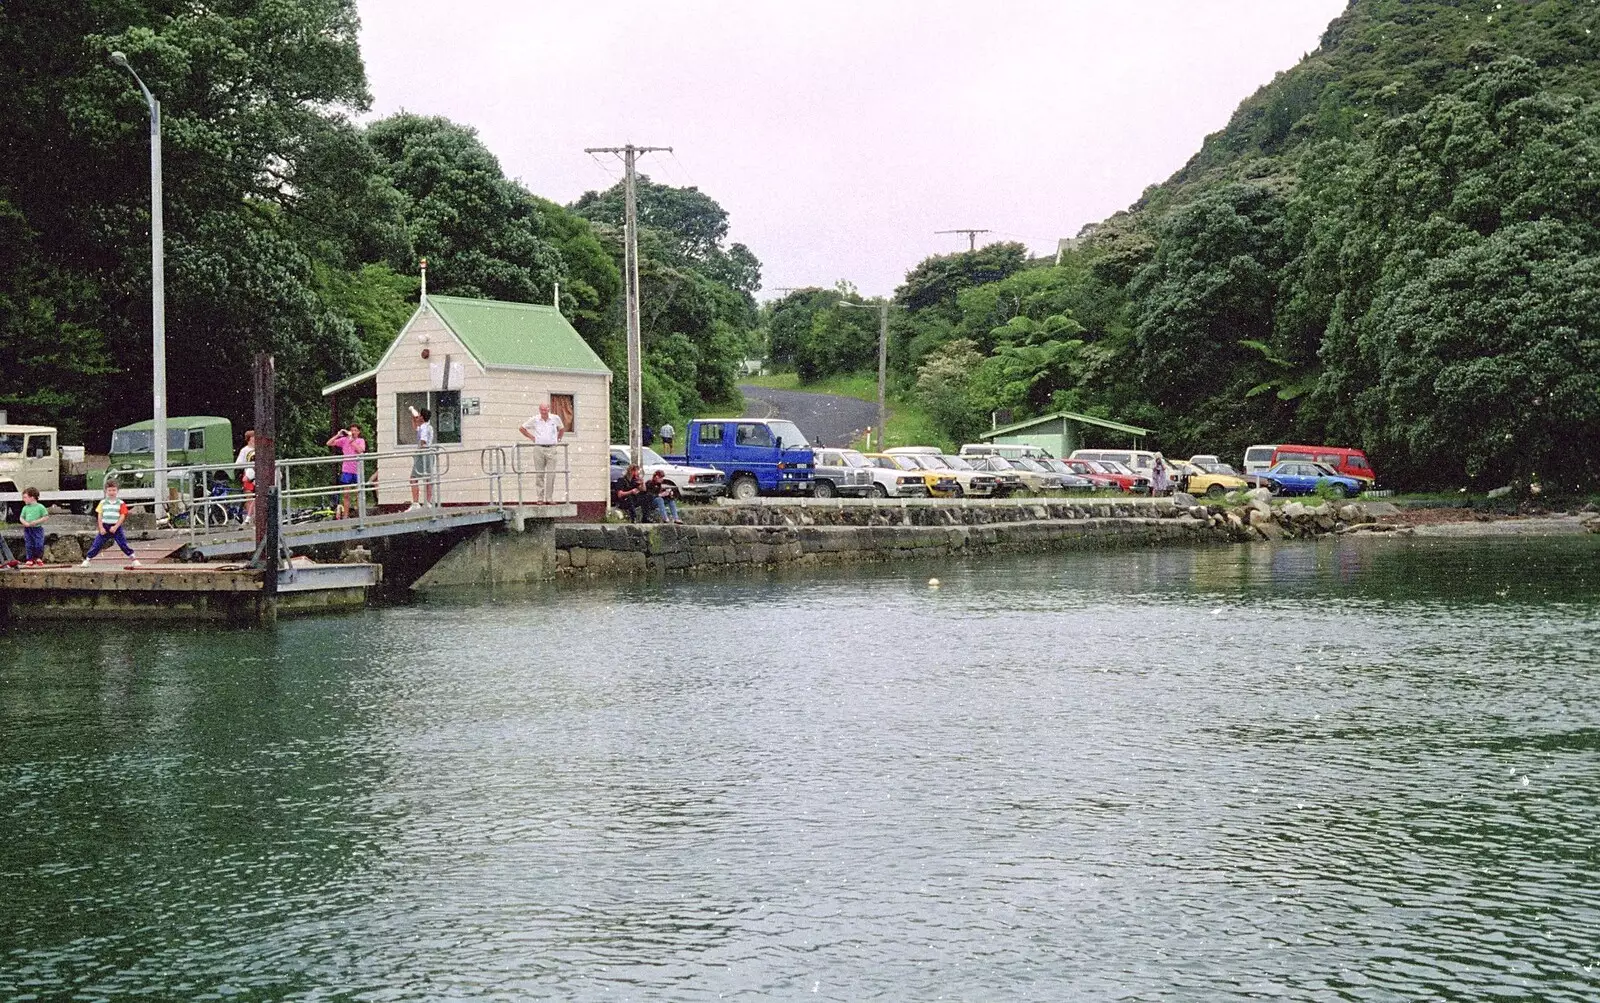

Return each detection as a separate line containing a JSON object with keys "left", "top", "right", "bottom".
{"left": 0, "top": 561, "right": 379, "bottom": 625}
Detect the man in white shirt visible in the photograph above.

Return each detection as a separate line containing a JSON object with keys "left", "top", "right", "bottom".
{"left": 518, "top": 401, "right": 565, "bottom": 502}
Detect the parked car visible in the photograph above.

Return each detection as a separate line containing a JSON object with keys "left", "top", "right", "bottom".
{"left": 1268, "top": 444, "right": 1376, "bottom": 486}
{"left": 1057, "top": 458, "right": 1125, "bottom": 492}
{"left": 866, "top": 452, "right": 959, "bottom": 497}
{"left": 1189, "top": 454, "right": 1221, "bottom": 468}
{"left": 964, "top": 454, "right": 1055, "bottom": 494}
{"left": 609, "top": 445, "right": 726, "bottom": 499}
{"left": 886, "top": 447, "right": 1000, "bottom": 497}
{"left": 1169, "top": 459, "right": 1249, "bottom": 499}
{"left": 1006, "top": 456, "right": 1070, "bottom": 492}
{"left": 811, "top": 448, "right": 878, "bottom": 498}
{"left": 934, "top": 453, "right": 1003, "bottom": 497}
{"left": 1242, "top": 444, "right": 1281, "bottom": 474}
{"left": 1034, "top": 459, "right": 1098, "bottom": 491}
{"left": 851, "top": 450, "right": 929, "bottom": 498}
{"left": 667, "top": 418, "right": 814, "bottom": 500}
{"left": 1255, "top": 461, "right": 1365, "bottom": 498}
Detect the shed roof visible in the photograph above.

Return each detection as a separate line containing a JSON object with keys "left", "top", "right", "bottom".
{"left": 979, "top": 410, "right": 1151, "bottom": 440}
{"left": 323, "top": 295, "right": 610, "bottom": 397}
{"left": 428, "top": 295, "right": 609, "bottom": 374}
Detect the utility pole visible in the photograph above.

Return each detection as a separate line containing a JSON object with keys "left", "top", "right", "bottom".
{"left": 838, "top": 300, "right": 893, "bottom": 451}
{"left": 584, "top": 143, "right": 671, "bottom": 467}
{"left": 936, "top": 228, "right": 992, "bottom": 251}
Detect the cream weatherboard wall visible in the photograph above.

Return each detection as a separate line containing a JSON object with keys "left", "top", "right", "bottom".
{"left": 372, "top": 304, "right": 611, "bottom": 508}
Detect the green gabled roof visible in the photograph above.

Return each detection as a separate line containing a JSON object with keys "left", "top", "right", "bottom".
{"left": 427, "top": 295, "right": 610, "bottom": 374}
{"left": 980, "top": 410, "right": 1151, "bottom": 439}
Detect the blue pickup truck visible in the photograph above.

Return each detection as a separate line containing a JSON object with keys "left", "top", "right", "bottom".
{"left": 664, "top": 418, "right": 814, "bottom": 500}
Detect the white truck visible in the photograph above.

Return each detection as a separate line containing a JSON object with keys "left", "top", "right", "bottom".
{"left": 0, "top": 423, "right": 151, "bottom": 520}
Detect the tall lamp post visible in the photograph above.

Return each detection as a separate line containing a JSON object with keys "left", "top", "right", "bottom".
{"left": 110, "top": 50, "right": 167, "bottom": 521}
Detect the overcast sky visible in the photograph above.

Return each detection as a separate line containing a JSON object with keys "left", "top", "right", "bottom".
{"left": 358, "top": 1, "right": 1348, "bottom": 297}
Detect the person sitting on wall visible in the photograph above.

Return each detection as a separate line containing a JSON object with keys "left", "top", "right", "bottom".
{"left": 646, "top": 469, "right": 682, "bottom": 524}
{"left": 613, "top": 464, "right": 649, "bottom": 522}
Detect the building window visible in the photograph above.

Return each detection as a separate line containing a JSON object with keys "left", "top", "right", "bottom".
{"left": 550, "top": 393, "right": 575, "bottom": 437}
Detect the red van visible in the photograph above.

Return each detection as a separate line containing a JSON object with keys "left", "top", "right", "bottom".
{"left": 1270, "top": 444, "right": 1376, "bottom": 485}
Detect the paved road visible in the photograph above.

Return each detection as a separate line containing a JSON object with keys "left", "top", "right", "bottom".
{"left": 738, "top": 384, "right": 879, "bottom": 448}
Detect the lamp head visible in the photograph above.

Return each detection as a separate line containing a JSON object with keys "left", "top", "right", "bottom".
{"left": 110, "top": 51, "right": 130, "bottom": 69}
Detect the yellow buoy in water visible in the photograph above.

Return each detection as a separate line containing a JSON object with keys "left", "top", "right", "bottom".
{"left": 927, "top": 577, "right": 941, "bottom": 588}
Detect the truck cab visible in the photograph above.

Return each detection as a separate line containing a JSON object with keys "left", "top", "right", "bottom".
{"left": 102, "top": 417, "right": 236, "bottom": 489}
{"left": 0, "top": 425, "right": 64, "bottom": 508}
{"left": 676, "top": 419, "right": 814, "bottom": 500}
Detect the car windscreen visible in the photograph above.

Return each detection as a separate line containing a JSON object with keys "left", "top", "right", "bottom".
{"left": 1244, "top": 447, "right": 1274, "bottom": 462}
{"left": 940, "top": 455, "right": 974, "bottom": 470}
{"left": 766, "top": 420, "right": 809, "bottom": 448}
{"left": 1012, "top": 458, "right": 1046, "bottom": 472}
{"left": 0, "top": 433, "right": 23, "bottom": 454}
{"left": 640, "top": 447, "right": 667, "bottom": 465}
{"left": 1099, "top": 460, "right": 1133, "bottom": 475}
{"left": 110, "top": 428, "right": 188, "bottom": 454}
{"left": 835, "top": 451, "right": 868, "bottom": 467}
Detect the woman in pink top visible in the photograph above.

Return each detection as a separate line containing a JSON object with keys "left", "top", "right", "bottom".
{"left": 327, "top": 424, "right": 367, "bottom": 518}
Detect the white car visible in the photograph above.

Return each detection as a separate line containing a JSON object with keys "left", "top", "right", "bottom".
{"left": 884, "top": 447, "right": 1001, "bottom": 497}
{"left": 815, "top": 447, "right": 907, "bottom": 498}
{"left": 609, "top": 445, "right": 726, "bottom": 499}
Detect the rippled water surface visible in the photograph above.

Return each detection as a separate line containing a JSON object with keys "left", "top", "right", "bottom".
{"left": 3, "top": 536, "right": 1599, "bottom": 1001}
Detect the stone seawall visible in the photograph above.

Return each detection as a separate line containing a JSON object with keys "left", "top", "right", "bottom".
{"left": 556, "top": 498, "right": 1222, "bottom": 576}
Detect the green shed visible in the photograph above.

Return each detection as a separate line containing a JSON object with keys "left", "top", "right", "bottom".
{"left": 978, "top": 410, "right": 1151, "bottom": 458}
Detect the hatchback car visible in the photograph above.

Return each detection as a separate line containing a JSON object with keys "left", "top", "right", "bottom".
{"left": 1255, "top": 461, "right": 1364, "bottom": 498}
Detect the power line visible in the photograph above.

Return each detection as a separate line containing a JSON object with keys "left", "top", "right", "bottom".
{"left": 584, "top": 144, "right": 672, "bottom": 468}
{"left": 935, "top": 228, "right": 992, "bottom": 251}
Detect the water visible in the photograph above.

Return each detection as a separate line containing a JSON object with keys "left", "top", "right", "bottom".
{"left": 3, "top": 536, "right": 1598, "bottom": 1001}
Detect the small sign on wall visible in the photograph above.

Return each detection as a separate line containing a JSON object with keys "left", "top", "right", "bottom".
{"left": 462, "top": 397, "right": 481, "bottom": 416}
{"left": 430, "top": 359, "right": 465, "bottom": 391}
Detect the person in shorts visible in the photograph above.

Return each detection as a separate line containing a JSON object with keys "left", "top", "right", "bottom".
{"left": 236, "top": 429, "right": 256, "bottom": 525}
{"left": 327, "top": 424, "right": 367, "bottom": 518}
{"left": 409, "top": 408, "right": 435, "bottom": 510}
{"left": 18, "top": 487, "right": 48, "bottom": 566}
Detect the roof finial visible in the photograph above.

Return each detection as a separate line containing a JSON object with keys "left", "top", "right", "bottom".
{"left": 553, "top": 281, "right": 560, "bottom": 312}
{"left": 420, "top": 257, "right": 428, "bottom": 304}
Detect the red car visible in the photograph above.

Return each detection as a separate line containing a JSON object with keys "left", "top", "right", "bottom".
{"left": 1062, "top": 458, "right": 1142, "bottom": 493}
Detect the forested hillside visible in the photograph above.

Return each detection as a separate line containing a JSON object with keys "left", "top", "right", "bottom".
{"left": 771, "top": 0, "right": 1600, "bottom": 489}
{"left": 0, "top": 3, "right": 754, "bottom": 452}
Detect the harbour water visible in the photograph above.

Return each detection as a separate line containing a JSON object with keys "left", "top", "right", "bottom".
{"left": 3, "top": 536, "right": 1598, "bottom": 1000}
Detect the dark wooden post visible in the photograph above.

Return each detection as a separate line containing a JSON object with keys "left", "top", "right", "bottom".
{"left": 253, "top": 353, "right": 278, "bottom": 595}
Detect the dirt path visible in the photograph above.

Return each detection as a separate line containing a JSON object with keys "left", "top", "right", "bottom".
{"left": 738, "top": 384, "right": 879, "bottom": 448}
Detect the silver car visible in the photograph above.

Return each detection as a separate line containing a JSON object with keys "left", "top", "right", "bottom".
{"left": 812, "top": 448, "right": 877, "bottom": 498}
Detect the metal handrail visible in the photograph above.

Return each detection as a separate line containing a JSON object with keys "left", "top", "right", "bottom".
{"left": 118, "top": 442, "right": 574, "bottom": 550}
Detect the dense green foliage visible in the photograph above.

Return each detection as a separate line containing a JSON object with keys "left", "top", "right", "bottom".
{"left": 774, "top": 0, "right": 1600, "bottom": 489}
{"left": 1, "top": 5, "right": 756, "bottom": 456}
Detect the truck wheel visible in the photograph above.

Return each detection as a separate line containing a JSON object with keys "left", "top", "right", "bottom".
{"left": 870, "top": 483, "right": 888, "bottom": 498}
{"left": 69, "top": 501, "right": 90, "bottom": 515}
{"left": 729, "top": 475, "right": 759, "bottom": 501}
{"left": 813, "top": 480, "right": 837, "bottom": 499}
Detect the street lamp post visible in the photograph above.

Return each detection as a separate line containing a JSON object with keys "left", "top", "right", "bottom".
{"left": 110, "top": 50, "right": 167, "bottom": 522}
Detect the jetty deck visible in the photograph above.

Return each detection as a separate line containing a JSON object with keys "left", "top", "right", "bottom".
{"left": 0, "top": 561, "right": 380, "bottom": 623}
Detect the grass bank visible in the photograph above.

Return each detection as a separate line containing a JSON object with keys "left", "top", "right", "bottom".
{"left": 739, "top": 371, "right": 949, "bottom": 451}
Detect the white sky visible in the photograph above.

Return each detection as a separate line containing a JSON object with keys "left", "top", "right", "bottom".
{"left": 358, "top": 1, "right": 1348, "bottom": 297}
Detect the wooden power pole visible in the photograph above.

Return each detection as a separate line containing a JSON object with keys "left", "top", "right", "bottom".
{"left": 585, "top": 143, "right": 671, "bottom": 467}
{"left": 936, "top": 228, "right": 992, "bottom": 251}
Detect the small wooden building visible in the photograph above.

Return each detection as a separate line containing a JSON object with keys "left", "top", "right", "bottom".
{"left": 978, "top": 410, "right": 1151, "bottom": 458}
{"left": 323, "top": 294, "right": 612, "bottom": 518}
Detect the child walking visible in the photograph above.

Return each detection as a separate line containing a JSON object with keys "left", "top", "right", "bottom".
{"left": 19, "top": 487, "right": 49, "bottom": 566}
{"left": 81, "top": 482, "right": 139, "bottom": 566}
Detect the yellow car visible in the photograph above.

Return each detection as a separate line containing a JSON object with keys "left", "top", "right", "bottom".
{"left": 1172, "top": 459, "right": 1249, "bottom": 499}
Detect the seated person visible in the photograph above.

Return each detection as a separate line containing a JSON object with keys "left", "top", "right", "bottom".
{"left": 612, "top": 464, "right": 649, "bottom": 522}
{"left": 646, "top": 470, "right": 682, "bottom": 524}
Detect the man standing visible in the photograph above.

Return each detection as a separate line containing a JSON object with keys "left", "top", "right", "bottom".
{"left": 518, "top": 400, "right": 565, "bottom": 502}
{"left": 660, "top": 422, "right": 675, "bottom": 454}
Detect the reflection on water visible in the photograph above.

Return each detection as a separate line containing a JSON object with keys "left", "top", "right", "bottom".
{"left": 3, "top": 536, "right": 1599, "bottom": 1000}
